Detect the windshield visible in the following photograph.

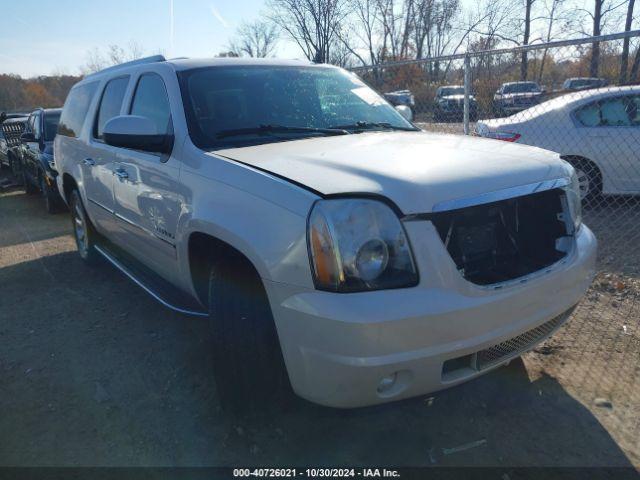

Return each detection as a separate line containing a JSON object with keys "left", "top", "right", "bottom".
{"left": 441, "top": 87, "right": 464, "bottom": 96}
{"left": 503, "top": 83, "right": 540, "bottom": 94}
{"left": 179, "top": 65, "right": 415, "bottom": 149}
{"left": 44, "top": 112, "right": 61, "bottom": 141}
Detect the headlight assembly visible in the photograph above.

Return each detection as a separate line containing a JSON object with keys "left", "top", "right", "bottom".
{"left": 307, "top": 198, "right": 418, "bottom": 292}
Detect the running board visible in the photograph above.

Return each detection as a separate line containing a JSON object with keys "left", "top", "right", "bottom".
{"left": 94, "top": 244, "right": 208, "bottom": 317}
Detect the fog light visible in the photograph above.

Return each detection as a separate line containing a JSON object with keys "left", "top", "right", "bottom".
{"left": 377, "top": 372, "right": 398, "bottom": 394}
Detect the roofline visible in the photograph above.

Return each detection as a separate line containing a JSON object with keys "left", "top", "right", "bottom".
{"left": 83, "top": 55, "right": 167, "bottom": 80}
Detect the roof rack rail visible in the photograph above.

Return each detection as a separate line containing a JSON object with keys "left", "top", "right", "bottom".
{"left": 84, "top": 55, "right": 167, "bottom": 78}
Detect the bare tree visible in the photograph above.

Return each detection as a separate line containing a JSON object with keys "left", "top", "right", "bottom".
{"left": 631, "top": 44, "right": 640, "bottom": 80}
{"left": 520, "top": 0, "right": 536, "bottom": 79}
{"left": 582, "top": 0, "right": 627, "bottom": 76}
{"left": 82, "top": 47, "right": 107, "bottom": 75}
{"left": 228, "top": 20, "right": 279, "bottom": 57}
{"left": 268, "top": 0, "right": 347, "bottom": 63}
{"left": 537, "top": 0, "right": 577, "bottom": 81}
{"left": 339, "top": 0, "right": 384, "bottom": 66}
{"left": 81, "top": 41, "right": 145, "bottom": 75}
{"left": 619, "top": 0, "right": 636, "bottom": 83}
{"left": 374, "top": 0, "right": 420, "bottom": 60}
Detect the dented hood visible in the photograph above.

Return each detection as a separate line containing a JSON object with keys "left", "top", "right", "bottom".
{"left": 215, "top": 131, "right": 570, "bottom": 214}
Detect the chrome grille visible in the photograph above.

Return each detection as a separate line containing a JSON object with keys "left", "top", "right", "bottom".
{"left": 475, "top": 308, "right": 574, "bottom": 371}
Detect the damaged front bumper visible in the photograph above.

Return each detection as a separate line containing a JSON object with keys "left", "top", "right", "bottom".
{"left": 266, "top": 221, "right": 596, "bottom": 407}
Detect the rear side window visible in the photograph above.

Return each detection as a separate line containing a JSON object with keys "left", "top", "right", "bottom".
{"left": 130, "top": 73, "right": 172, "bottom": 135}
{"left": 58, "top": 82, "right": 99, "bottom": 138}
{"left": 575, "top": 95, "right": 640, "bottom": 127}
{"left": 94, "top": 76, "right": 129, "bottom": 140}
{"left": 44, "top": 113, "right": 61, "bottom": 141}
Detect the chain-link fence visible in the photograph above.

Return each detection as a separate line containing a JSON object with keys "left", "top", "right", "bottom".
{"left": 354, "top": 31, "right": 640, "bottom": 454}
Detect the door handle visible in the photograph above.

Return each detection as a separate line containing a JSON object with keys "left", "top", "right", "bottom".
{"left": 114, "top": 168, "right": 129, "bottom": 180}
{"left": 83, "top": 158, "right": 95, "bottom": 166}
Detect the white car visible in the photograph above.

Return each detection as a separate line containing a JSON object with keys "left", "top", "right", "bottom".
{"left": 476, "top": 86, "right": 640, "bottom": 199}
{"left": 55, "top": 56, "right": 596, "bottom": 409}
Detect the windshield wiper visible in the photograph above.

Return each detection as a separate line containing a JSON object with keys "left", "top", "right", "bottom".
{"left": 216, "top": 124, "right": 350, "bottom": 139}
{"left": 328, "top": 121, "right": 419, "bottom": 132}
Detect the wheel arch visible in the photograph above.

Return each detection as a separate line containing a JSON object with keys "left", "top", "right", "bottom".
{"left": 62, "top": 172, "right": 79, "bottom": 203}
{"left": 561, "top": 154, "right": 606, "bottom": 197}
{"left": 560, "top": 155, "right": 604, "bottom": 183}
{"left": 187, "top": 230, "right": 267, "bottom": 309}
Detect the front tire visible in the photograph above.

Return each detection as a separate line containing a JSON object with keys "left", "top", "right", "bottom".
{"left": 23, "top": 168, "right": 37, "bottom": 195}
{"left": 70, "top": 189, "right": 99, "bottom": 264}
{"left": 207, "top": 256, "right": 291, "bottom": 414}
{"left": 10, "top": 155, "right": 23, "bottom": 184}
{"left": 40, "top": 174, "right": 58, "bottom": 214}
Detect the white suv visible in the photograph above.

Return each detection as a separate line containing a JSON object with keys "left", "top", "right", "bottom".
{"left": 54, "top": 56, "right": 597, "bottom": 409}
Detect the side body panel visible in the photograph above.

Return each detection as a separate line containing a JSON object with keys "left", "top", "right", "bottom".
{"left": 175, "top": 140, "right": 318, "bottom": 298}
{"left": 109, "top": 67, "right": 185, "bottom": 281}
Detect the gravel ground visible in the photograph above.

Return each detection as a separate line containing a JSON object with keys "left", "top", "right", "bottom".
{"left": 0, "top": 169, "right": 639, "bottom": 470}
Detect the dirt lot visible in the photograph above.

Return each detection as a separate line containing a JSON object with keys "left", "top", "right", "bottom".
{"left": 0, "top": 168, "right": 639, "bottom": 471}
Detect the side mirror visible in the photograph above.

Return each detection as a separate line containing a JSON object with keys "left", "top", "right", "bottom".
{"left": 21, "top": 132, "right": 36, "bottom": 142}
{"left": 395, "top": 105, "right": 413, "bottom": 122}
{"left": 103, "top": 115, "right": 173, "bottom": 154}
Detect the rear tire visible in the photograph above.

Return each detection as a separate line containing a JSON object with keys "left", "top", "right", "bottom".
{"left": 10, "top": 155, "right": 23, "bottom": 184}
{"left": 207, "top": 256, "right": 291, "bottom": 414}
{"left": 70, "top": 189, "right": 99, "bottom": 264}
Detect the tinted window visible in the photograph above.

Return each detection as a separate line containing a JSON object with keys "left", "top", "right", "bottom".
{"left": 94, "top": 76, "right": 129, "bottom": 139}
{"left": 58, "top": 82, "right": 99, "bottom": 137}
{"left": 503, "top": 83, "right": 540, "bottom": 94}
{"left": 440, "top": 87, "right": 464, "bottom": 96}
{"left": 179, "top": 66, "right": 414, "bottom": 149}
{"left": 575, "top": 95, "right": 640, "bottom": 127}
{"left": 130, "top": 73, "right": 172, "bottom": 135}
{"left": 44, "top": 112, "right": 61, "bottom": 141}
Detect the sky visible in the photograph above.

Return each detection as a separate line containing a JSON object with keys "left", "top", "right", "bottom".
{"left": 0, "top": 0, "right": 301, "bottom": 77}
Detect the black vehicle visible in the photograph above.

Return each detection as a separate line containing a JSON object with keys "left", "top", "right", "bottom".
{"left": 0, "top": 113, "right": 29, "bottom": 174}
{"left": 18, "top": 108, "right": 64, "bottom": 213}
{"left": 492, "top": 81, "right": 544, "bottom": 117}
{"left": 433, "top": 85, "right": 478, "bottom": 122}
{"left": 562, "top": 77, "right": 607, "bottom": 91}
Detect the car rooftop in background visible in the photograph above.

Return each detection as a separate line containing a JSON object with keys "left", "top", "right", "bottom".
{"left": 562, "top": 77, "right": 607, "bottom": 91}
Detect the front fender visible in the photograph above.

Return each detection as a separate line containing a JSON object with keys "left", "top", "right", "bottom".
{"left": 176, "top": 203, "right": 315, "bottom": 300}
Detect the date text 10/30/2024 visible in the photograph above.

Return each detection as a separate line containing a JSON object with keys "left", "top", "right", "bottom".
{"left": 233, "top": 468, "right": 401, "bottom": 478}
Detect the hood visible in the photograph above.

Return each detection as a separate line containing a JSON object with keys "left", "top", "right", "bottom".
{"left": 214, "top": 131, "right": 569, "bottom": 214}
